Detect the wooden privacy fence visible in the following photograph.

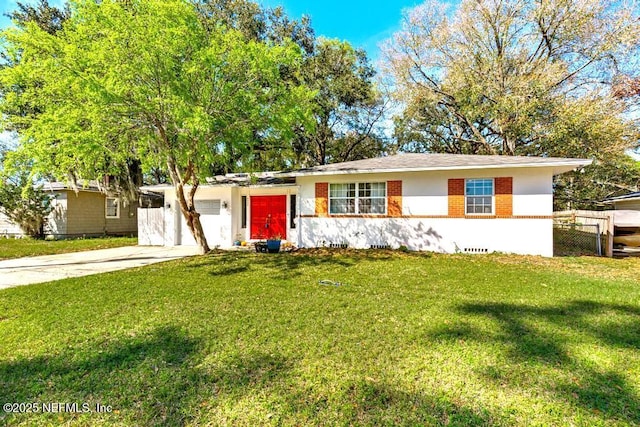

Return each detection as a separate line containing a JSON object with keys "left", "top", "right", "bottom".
{"left": 553, "top": 210, "right": 613, "bottom": 257}
{"left": 138, "top": 208, "right": 164, "bottom": 246}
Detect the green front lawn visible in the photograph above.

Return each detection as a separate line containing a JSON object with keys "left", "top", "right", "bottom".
{"left": 1, "top": 251, "right": 639, "bottom": 426}
{"left": 0, "top": 236, "right": 137, "bottom": 260}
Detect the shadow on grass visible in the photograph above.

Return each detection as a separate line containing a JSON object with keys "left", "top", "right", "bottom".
{"left": 186, "top": 249, "right": 428, "bottom": 280}
{"left": 283, "top": 378, "right": 502, "bottom": 426}
{"left": 0, "top": 326, "right": 292, "bottom": 426}
{"left": 430, "top": 300, "right": 640, "bottom": 424}
{"left": 0, "top": 322, "right": 502, "bottom": 425}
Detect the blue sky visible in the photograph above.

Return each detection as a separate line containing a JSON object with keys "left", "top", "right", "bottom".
{"left": 0, "top": 0, "right": 64, "bottom": 26}
{"left": 258, "top": 0, "right": 422, "bottom": 59}
{"left": 0, "top": 0, "right": 423, "bottom": 60}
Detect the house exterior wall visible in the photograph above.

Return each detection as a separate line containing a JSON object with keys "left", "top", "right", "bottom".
{"left": 66, "top": 191, "right": 106, "bottom": 235}
{"left": 163, "top": 187, "right": 234, "bottom": 248}
{"left": 65, "top": 191, "right": 137, "bottom": 236}
{"left": 152, "top": 167, "right": 556, "bottom": 255}
{"left": 0, "top": 212, "right": 24, "bottom": 236}
{"left": 1, "top": 190, "right": 137, "bottom": 237}
{"left": 163, "top": 185, "right": 299, "bottom": 248}
{"left": 614, "top": 200, "right": 640, "bottom": 210}
{"left": 106, "top": 199, "right": 138, "bottom": 234}
{"left": 296, "top": 168, "right": 555, "bottom": 256}
{"left": 45, "top": 192, "right": 68, "bottom": 235}
{"left": 0, "top": 192, "right": 68, "bottom": 237}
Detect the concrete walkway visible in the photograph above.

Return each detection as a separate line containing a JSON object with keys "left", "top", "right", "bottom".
{"left": 0, "top": 246, "right": 200, "bottom": 290}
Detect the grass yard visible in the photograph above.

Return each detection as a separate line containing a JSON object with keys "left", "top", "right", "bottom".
{"left": 0, "top": 236, "right": 137, "bottom": 260}
{"left": 1, "top": 250, "right": 639, "bottom": 426}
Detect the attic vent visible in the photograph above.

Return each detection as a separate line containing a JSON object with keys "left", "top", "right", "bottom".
{"left": 463, "top": 247, "right": 489, "bottom": 254}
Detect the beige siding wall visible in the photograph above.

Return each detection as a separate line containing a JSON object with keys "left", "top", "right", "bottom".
{"left": 106, "top": 199, "right": 138, "bottom": 234}
{"left": 46, "top": 193, "right": 68, "bottom": 235}
{"left": 66, "top": 191, "right": 106, "bottom": 235}
{"left": 65, "top": 191, "right": 137, "bottom": 236}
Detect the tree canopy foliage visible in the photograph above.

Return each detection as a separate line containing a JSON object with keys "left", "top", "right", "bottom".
{"left": 0, "top": 0, "right": 313, "bottom": 252}
{"left": 196, "top": 0, "right": 388, "bottom": 169}
{"left": 289, "top": 38, "right": 387, "bottom": 167}
{"left": 5, "top": 0, "right": 70, "bottom": 35}
{"left": 383, "top": 0, "right": 640, "bottom": 208}
{"left": 0, "top": 174, "right": 53, "bottom": 238}
{"left": 0, "top": 146, "right": 53, "bottom": 238}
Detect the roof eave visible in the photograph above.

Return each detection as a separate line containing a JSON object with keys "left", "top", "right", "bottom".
{"left": 280, "top": 160, "right": 592, "bottom": 178}
{"left": 139, "top": 182, "right": 298, "bottom": 192}
{"left": 603, "top": 196, "right": 640, "bottom": 204}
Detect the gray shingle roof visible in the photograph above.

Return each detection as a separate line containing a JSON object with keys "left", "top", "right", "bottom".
{"left": 41, "top": 181, "right": 102, "bottom": 192}
{"left": 282, "top": 153, "right": 591, "bottom": 176}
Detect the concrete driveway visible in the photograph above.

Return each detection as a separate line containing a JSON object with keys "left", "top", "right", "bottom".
{"left": 0, "top": 245, "right": 200, "bottom": 290}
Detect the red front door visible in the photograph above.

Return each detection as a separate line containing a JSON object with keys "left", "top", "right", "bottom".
{"left": 250, "top": 195, "right": 287, "bottom": 240}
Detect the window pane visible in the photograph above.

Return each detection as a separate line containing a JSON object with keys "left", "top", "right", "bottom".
{"left": 331, "top": 183, "right": 356, "bottom": 198}
{"left": 465, "top": 179, "right": 493, "bottom": 214}
{"left": 329, "top": 184, "right": 344, "bottom": 197}
{"left": 359, "top": 198, "right": 371, "bottom": 213}
{"left": 290, "top": 195, "right": 296, "bottom": 229}
{"left": 359, "top": 182, "right": 371, "bottom": 198}
{"left": 241, "top": 196, "right": 247, "bottom": 228}
{"left": 106, "top": 198, "right": 118, "bottom": 217}
{"left": 466, "top": 196, "right": 492, "bottom": 214}
{"left": 330, "top": 198, "right": 355, "bottom": 214}
{"left": 358, "top": 199, "right": 385, "bottom": 214}
{"left": 466, "top": 179, "right": 493, "bottom": 196}
{"left": 371, "top": 183, "right": 386, "bottom": 197}
{"left": 466, "top": 199, "right": 475, "bottom": 213}
{"left": 330, "top": 182, "right": 385, "bottom": 215}
{"left": 370, "top": 198, "right": 386, "bottom": 214}
{"left": 330, "top": 199, "right": 345, "bottom": 214}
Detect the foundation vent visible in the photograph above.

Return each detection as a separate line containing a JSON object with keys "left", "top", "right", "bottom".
{"left": 329, "top": 243, "right": 348, "bottom": 249}
{"left": 370, "top": 244, "right": 391, "bottom": 250}
{"left": 463, "top": 247, "right": 490, "bottom": 254}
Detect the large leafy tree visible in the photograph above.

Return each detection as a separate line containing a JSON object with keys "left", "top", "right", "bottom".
{"left": 292, "top": 38, "right": 387, "bottom": 166}
{"left": 383, "top": 0, "right": 640, "bottom": 208}
{"left": 0, "top": 0, "right": 313, "bottom": 253}
{"left": 0, "top": 0, "right": 64, "bottom": 238}
{"left": 197, "top": 0, "right": 388, "bottom": 169}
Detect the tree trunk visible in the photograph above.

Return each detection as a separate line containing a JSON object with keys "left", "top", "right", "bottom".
{"left": 167, "top": 159, "right": 210, "bottom": 254}
{"left": 175, "top": 181, "right": 210, "bottom": 254}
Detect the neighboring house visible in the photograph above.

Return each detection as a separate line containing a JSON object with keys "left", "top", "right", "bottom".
{"left": 0, "top": 182, "right": 139, "bottom": 238}
{"left": 603, "top": 192, "right": 640, "bottom": 211}
{"left": 139, "top": 153, "right": 591, "bottom": 256}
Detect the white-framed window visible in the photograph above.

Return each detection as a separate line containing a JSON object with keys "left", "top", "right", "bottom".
{"left": 105, "top": 197, "right": 120, "bottom": 219}
{"left": 329, "top": 182, "right": 386, "bottom": 215}
{"left": 465, "top": 178, "right": 494, "bottom": 214}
